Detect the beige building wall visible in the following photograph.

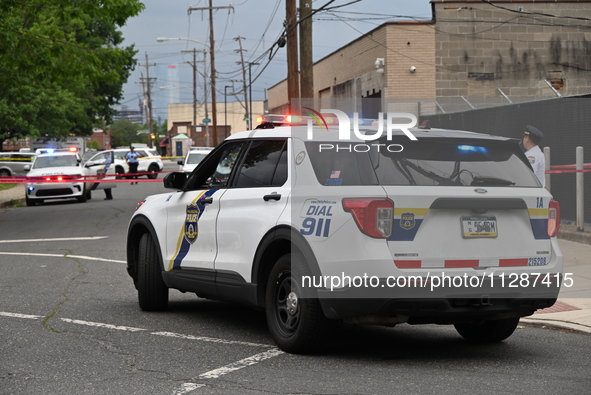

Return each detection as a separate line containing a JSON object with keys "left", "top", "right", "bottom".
{"left": 433, "top": 0, "right": 591, "bottom": 109}
{"left": 268, "top": 22, "right": 436, "bottom": 115}
{"left": 270, "top": 1, "right": 591, "bottom": 116}
{"left": 167, "top": 100, "right": 265, "bottom": 137}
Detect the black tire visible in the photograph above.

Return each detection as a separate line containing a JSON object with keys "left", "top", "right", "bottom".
{"left": 0, "top": 169, "right": 10, "bottom": 177}
{"left": 77, "top": 186, "right": 87, "bottom": 203}
{"left": 147, "top": 164, "right": 159, "bottom": 179}
{"left": 454, "top": 317, "right": 520, "bottom": 343}
{"left": 137, "top": 232, "right": 169, "bottom": 311}
{"left": 86, "top": 190, "right": 92, "bottom": 200}
{"left": 25, "top": 196, "right": 36, "bottom": 207}
{"left": 115, "top": 166, "right": 125, "bottom": 180}
{"left": 265, "top": 253, "right": 329, "bottom": 354}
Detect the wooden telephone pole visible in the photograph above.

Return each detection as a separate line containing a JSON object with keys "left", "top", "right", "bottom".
{"left": 188, "top": 2, "right": 234, "bottom": 146}
{"left": 286, "top": 0, "right": 300, "bottom": 113}
{"left": 299, "top": 0, "right": 314, "bottom": 101}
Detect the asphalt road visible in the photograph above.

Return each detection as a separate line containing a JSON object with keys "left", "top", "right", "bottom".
{"left": 1, "top": 167, "right": 590, "bottom": 394}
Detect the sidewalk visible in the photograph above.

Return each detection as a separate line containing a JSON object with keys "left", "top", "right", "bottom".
{"left": 0, "top": 185, "right": 590, "bottom": 335}
{"left": 0, "top": 183, "right": 25, "bottom": 208}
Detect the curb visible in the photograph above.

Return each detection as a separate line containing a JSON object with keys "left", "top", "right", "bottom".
{"left": 0, "top": 197, "right": 24, "bottom": 208}
{"left": 519, "top": 319, "right": 591, "bottom": 336}
{"left": 558, "top": 230, "right": 591, "bottom": 245}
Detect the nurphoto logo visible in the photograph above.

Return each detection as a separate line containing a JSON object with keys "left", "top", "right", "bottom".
{"left": 304, "top": 108, "right": 418, "bottom": 153}
{"left": 304, "top": 108, "right": 419, "bottom": 141}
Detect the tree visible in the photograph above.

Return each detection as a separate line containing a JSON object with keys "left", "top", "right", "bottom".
{"left": 0, "top": 0, "right": 145, "bottom": 151}
{"left": 109, "top": 119, "right": 142, "bottom": 148}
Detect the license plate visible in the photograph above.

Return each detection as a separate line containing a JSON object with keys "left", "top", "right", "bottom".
{"left": 461, "top": 216, "right": 498, "bottom": 238}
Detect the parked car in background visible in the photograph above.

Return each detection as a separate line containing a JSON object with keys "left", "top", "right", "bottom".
{"left": 112, "top": 148, "right": 163, "bottom": 179}
{"left": 177, "top": 147, "right": 213, "bottom": 173}
{"left": 0, "top": 152, "right": 36, "bottom": 177}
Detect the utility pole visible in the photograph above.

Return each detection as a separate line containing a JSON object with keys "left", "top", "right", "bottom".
{"left": 299, "top": 0, "right": 314, "bottom": 102}
{"left": 138, "top": 54, "right": 156, "bottom": 147}
{"left": 208, "top": 0, "right": 218, "bottom": 146}
{"left": 181, "top": 49, "right": 206, "bottom": 144}
{"left": 234, "top": 36, "right": 249, "bottom": 130}
{"left": 224, "top": 85, "right": 231, "bottom": 138}
{"left": 286, "top": 0, "right": 299, "bottom": 112}
{"left": 145, "top": 53, "right": 154, "bottom": 147}
{"left": 188, "top": 2, "right": 234, "bottom": 146}
{"left": 248, "top": 62, "right": 260, "bottom": 129}
{"left": 202, "top": 50, "right": 209, "bottom": 147}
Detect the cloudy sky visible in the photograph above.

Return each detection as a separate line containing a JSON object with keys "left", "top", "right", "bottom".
{"left": 118, "top": 0, "right": 433, "bottom": 121}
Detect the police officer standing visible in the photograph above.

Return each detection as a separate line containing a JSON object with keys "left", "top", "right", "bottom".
{"left": 523, "top": 125, "right": 545, "bottom": 187}
{"left": 125, "top": 146, "right": 142, "bottom": 185}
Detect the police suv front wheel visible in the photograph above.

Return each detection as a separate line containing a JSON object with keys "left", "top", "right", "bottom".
{"left": 265, "top": 253, "right": 329, "bottom": 354}
{"left": 137, "top": 232, "right": 169, "bottom": 311}
{"left": 454, "top": 317, "right": 520, "bottom": 343}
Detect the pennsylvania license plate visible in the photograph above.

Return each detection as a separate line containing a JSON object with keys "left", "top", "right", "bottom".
{"left": 461, "top": 216, "right": 498, "bottom": 238}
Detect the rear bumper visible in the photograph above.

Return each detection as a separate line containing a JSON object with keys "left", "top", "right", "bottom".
{"left": 318, "top": 295, "right": 557, "bottom": 323}
{"left": 312, "top": 276, "right": 561, "bottom": 322}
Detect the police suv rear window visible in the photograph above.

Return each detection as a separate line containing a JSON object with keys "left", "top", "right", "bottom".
{"left": 305, "top": 138, "right": 539, "bottom": 187}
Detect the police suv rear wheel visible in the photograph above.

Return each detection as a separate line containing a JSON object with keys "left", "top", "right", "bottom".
{"left": 265, "top": 253, "right": 329, "bottom": 354}
{"left": 137, "top": 232, "right": 169, "bottom": 311}
{"left": 147, "top": 164, "right": 159, "bottom": 179}
{"left": 454, "top": 317, "right": 520, "bottom": 343}
{"left": 116, "top": 166, "right": 125, "bottom": 179}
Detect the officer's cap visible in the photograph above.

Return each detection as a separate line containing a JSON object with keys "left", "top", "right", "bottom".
{"left": 524, "top": 125, "right": 543, "bottom": 141}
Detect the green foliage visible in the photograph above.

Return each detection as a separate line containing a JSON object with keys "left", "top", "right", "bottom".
{"left": 110, "top": 119, "right": 143, "bottom": 147}
{"left": 0, "top": 0, "right": 145, "bottom": 148}
{"left": 87, "top": 139, "right": 101, "bottom": 150}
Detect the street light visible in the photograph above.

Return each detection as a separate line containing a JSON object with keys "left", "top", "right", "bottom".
{"left": 156, "top": 37, "right": 210, "bottom": 49}
{"left": 156, "top": 37, "right": 216, "bottom": 147}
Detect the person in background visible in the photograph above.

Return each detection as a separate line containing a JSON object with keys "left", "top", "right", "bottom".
{"left": 125, "top": 146, "right": 142, "bottom": 185}
{"left": 523, "top": 125, "right": 545, "bottom": 187}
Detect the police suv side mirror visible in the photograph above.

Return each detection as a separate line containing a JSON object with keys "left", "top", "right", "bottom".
{"left": 164, "top": 172, "right": 187, "bottom": 190}
{"left": 24, "top": 164, "right": 30, "bottom": 171}
{"left": 177, "top": 160, "right": 184, "bottom": 165}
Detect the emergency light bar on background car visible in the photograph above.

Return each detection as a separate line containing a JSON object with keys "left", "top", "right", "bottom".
{"left": 35, "top": 147, "right": 78, "bottom": 154}
{"left": 256, "top": 114, "right": 377, "bottom": 128}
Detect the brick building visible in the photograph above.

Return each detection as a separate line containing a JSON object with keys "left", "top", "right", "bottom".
{"left": 268, "top": 0, "right": 591, "bottom": 115}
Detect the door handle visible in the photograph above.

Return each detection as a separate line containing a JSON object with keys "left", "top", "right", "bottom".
{"left": 200, "top": 197, "right": 213, "bottom": 205}
{"left": 263, "top": 193, "right": 281, "bottom": 201}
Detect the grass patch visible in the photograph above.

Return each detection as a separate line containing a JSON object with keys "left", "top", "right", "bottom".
{"left": 0, "top": 183, "right": 16, "bottom": 191}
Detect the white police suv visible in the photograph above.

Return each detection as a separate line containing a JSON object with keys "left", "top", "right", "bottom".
{"left": 126, "top": 120, "right": 563, "bottom": 353}
{"left": 112, "top": 148, "right": 163, "bottom": 179}
{"left": 26, "top": 150, "right": 116, "bottom": 206}
{"left": 177, "top": 147, "right": 214, "bottom": 173}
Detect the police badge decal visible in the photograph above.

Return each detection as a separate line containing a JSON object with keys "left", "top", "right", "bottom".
{"left": 184, "top": 204, "right": 200, "bottom": 244}
{"left": 400, "top": 212, "right": 416, "bottom": 230}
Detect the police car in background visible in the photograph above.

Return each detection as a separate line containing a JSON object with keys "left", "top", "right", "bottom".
{"left": 126, "top": 118, "right": 563, "bottom": 354}
{"left": 25, "top": 149, "right": 116, "bottom": 206}
{"left": 111, "top": 148, "right": 163, "bottom": 179}
{"left": 177, "top": 147, "right": 214, "bottom": 173}
{"left": 0, "top": 152, "right": 36, "bottom": 177}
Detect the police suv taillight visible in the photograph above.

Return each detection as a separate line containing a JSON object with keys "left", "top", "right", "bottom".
{"left": 342, "top": 198, "right": 393, "bottom": 238}
{"left": 548, "top": 200, "right": 560, "bottom": 237}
